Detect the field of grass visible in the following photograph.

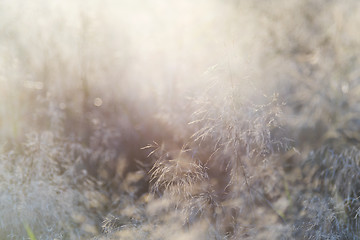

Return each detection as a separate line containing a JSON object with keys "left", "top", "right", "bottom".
{"left": 1, "top": 0, "right": 360, "bottom": 239}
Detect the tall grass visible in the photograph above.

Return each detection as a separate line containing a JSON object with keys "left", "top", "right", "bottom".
{"left": 1, "top": 0, "right": 360, "bottom": 239}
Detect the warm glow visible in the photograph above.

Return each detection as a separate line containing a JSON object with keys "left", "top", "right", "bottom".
{"left": 1, "top": 0, "right": 360, "bottom": 239}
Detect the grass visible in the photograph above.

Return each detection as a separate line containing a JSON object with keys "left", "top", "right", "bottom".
{"left": 1, "top": 0, "right": 360, "bottom": 239}
{"left": 24, "top": 224, "right": 37, "bottom": 240}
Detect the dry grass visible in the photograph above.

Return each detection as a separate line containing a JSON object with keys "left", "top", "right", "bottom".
{"left": 1, "top": 0, "right": 360, "bottom": 239}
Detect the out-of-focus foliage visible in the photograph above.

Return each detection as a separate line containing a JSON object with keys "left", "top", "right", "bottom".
{"left": 1, "top": 0, "right": 360, "bottom": 239}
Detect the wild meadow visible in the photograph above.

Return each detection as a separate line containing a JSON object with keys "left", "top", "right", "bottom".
{"left": 1, "top": 0, "right": 360, "bottom": 239}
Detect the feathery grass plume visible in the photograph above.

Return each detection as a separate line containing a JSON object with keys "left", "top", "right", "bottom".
{"left": 147, "top": 143, "right": 218, "bottom": 225}
{"left": 136, "top": 78, "right": 289, "bottom": 238}
{"left": 189, "top": 78, "right": 289, "bottom": 232}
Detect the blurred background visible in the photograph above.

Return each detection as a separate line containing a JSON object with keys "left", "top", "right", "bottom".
{"left": 1, "top": 0, "right": 360, "bottom": 239}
